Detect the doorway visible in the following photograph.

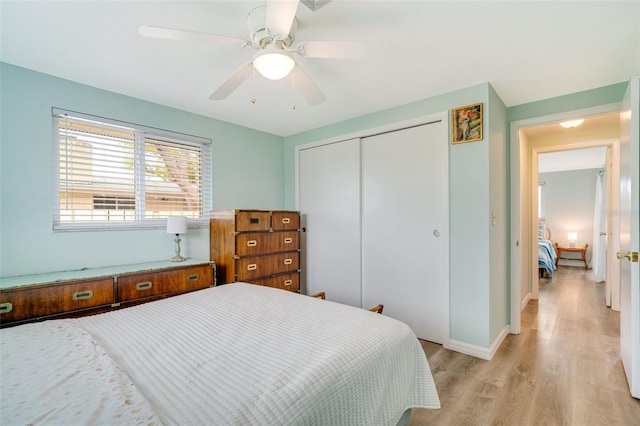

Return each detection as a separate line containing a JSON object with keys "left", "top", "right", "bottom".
{"left": 509, "top": 104, "right": 621, "bottom": 334}
{"left": 535, "top": 144, "right": 611, "bottom": 293}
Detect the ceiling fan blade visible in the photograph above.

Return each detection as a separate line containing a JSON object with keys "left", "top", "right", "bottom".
{"left": 298, "top": 40, "right": 391, "bottom": 59}
{"left": 139, "top": 25, "right": 247, "bottom": 47}
{"left": 266, "top": 0, "right": 299, "bottom": 38}
{"left": 209, "top": 63, "right": 254, "bottom": 100}
{"left": 287, "top": 65, "right": 325, "bottom": 105}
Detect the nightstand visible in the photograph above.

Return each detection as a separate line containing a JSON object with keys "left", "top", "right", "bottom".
{"left": 555, "top": 243, "right": 589, "bottom": 269}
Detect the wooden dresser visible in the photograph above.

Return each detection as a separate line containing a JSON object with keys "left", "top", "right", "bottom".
{"left": 210, "top": 209, "right": 300, "bottom": 292}
{"left": 0, "top": 259, "right": 214, "bottom": 327}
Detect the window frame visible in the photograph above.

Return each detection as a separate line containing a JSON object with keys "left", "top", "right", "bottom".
{"left": 53, "top": 108, "right": 212, "bottom": 232}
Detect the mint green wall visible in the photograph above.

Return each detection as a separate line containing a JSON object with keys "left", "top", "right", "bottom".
{"left": 507, "top": 82, "right": 627, "bottom": 123}
{"left": 0, "top": 63, "right": 284, "bottom": 277}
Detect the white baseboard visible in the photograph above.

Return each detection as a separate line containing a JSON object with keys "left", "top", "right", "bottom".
{"left": 521, "top": 292, "right": 532, "bottom": 311}
{"left": 490, "top": 326, "right": 510, "bottom": 358}
{"left": 446, "top": 326, "right": 509, "bottom": 361}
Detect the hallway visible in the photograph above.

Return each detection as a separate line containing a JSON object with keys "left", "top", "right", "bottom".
{"left": 409, "top": 266, "right": 640, "bottom": 425}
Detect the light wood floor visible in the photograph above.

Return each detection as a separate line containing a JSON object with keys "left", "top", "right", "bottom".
{"left": 408, "top": 266, "right": 640, "bottom": 425}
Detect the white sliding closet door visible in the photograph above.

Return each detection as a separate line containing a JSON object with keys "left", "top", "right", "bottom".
{"left": 298, "top": 139, "right": 362, "bottom": 307}
{"left": 361, "top": 122, "right": 448, "bottom": 343}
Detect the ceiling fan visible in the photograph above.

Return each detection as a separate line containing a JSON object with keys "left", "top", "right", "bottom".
{"left": 139, "top": 0, "right": 369, "bottom": 105}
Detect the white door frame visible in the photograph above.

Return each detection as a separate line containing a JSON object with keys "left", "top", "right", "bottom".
{"left": 509, "top": 103, "right": 621, "bottom": 333}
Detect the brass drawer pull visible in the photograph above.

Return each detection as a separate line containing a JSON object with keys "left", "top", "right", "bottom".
{"left": 250, "top": 218, "right": 260, "bottom": 224}
{"left": 284, "top": 237, "right": 293, "bottom": 244}
{"left": 0, "top": 302, "right": 13, "bottom": 314}
{"left": 284, "top": 279, "right": 293, "bottom": 286}
{"left": 187, "top": 274, "right": 200, "bottom": 281}
{"left": 73, "top": 290, "right": 94, "bottom": 301}
{"left": 282, "top": 218, "right": 291, "bottom": 224}
{"left": 136, "top": 281, "right": 153, "bottom": 291}
{"left": 284, "top": 258, "right": 293, "bottom": 265}
{"left": 247, "top": 240, "right": 257, "bottom": 247}
{"left": 247, "top": 264, "right": 257, "bottom": 271}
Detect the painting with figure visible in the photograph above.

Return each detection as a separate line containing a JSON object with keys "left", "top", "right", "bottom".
{"left": 451, "top": 103, "right": 482, "bottom": 144}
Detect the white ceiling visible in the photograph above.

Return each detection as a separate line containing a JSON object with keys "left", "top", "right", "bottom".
{"left": 1, "top": 1, "right": 638, "bottom": 137}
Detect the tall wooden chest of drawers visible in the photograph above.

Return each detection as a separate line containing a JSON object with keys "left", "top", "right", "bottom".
{"left": 210, "top": 209, "right": 301, "bottom": 292}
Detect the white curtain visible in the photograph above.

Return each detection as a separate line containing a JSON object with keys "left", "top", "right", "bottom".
{"left": 591, "top": 171, "right": 607, "bottom": 282}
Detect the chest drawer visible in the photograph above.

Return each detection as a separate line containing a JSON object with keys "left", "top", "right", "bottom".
{"left": 236, "top": 252, "right": 300, "bottom": 281}
{"left": 118, "top": 265, "right": 212, "bottom": 302}
{"left": 235, "top": 231, "right": 300, "bottom": 256}
{"left": 0, "top": 278, "right": 115, "bottom": 324}
{"left": 250, "top": 272, "right": 300, "bottom": 292}
{"left": 271, "top": 211, "right": 300, "bottom": 231}
{"left": 235, "top": 210, "right": 271, "bottom": 232}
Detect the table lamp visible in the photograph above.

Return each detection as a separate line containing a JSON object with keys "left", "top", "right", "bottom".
{"left": 568, "top": 232, "right": 577, "bottom": 248}
{"left": 166, "top": 216, "right": 188, "bottom": 262}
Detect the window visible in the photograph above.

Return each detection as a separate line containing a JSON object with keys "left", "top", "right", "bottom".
{"left": 54, "top": 109, "right": 211, "bottom": 231}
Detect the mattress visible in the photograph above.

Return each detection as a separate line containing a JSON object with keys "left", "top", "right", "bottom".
{"left": 1, "top": 282, "right": 439, "bottom": 425}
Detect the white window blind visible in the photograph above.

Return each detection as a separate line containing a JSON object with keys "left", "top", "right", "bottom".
{"left": 53, "top": 109, "right": 211, "bottom": 231}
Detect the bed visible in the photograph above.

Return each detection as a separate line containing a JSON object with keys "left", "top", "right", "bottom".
{"left": 0, "top": 282, "right": 440, "bottom": 425}
{"left": 538, "top": 223, "right": 557, "bottom": 277}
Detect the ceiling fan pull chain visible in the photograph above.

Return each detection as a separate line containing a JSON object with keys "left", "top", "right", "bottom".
{"left": 291, "top": 69, "right": 296, "bottom": 110}
{"left": 251, "top": 66, "right": 257, "bottom": 104}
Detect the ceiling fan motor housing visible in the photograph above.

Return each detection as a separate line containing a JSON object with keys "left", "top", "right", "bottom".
{"left": 247, "top": 6, "right": 297, "bottom": 48}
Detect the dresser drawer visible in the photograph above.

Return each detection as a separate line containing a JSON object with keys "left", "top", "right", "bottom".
{"left": 271, "top": 211, "right": 300, "bottom": 231}
{"left": 118, "top": 265, "right": 212, "bottom": 302}
{"left": 0, "top": 278, "right": 115, "bottom": 324}
{"left": 235, "top": 231, "right": 300, "bottom": 256}
{"left": 235, "top": 210, "right": 271, "bottom": 232}
{"left": 236, "top": 252, "right": 300, "bottom": 281}
{"left": 250, "top": 272, "right": 300, "bottom": 292}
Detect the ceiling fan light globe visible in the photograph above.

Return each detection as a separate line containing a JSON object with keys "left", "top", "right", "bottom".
{"left": 254, "top": 52, "right": 295, "bottom": 80}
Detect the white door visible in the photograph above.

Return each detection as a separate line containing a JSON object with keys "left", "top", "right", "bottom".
{"left": 618, "top": 76, "right": 640, "bottom": 398}
{"left": 361, "top": 122, "right": 449, "bottom": 343}
{"left": 298, "top": 139, "right": 362, "bottom": 307}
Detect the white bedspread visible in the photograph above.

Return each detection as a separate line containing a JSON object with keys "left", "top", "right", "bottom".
{"left": 0, "top": 320, "right": 159, "bottom": 425}
{"left": 1, "top": 282, "right": 439, "bottom": 425}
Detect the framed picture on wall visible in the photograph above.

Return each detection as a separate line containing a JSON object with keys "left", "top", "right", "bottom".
{"left": 451, "top": 103, "right": 483, "bottom": 144}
